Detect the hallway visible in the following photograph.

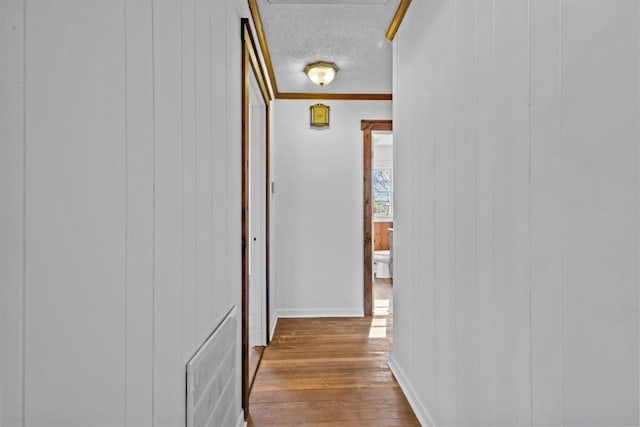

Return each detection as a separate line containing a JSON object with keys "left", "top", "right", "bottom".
{"left": 2, "top": 1, "right": 639, "bottom": 425}
{"left": 248, "top": 280, "right": 418, "bottom": 426}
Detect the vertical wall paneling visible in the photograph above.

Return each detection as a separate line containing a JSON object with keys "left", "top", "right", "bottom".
{"left": 529, "top": 1, "right": 563, "bottom": 425}
{"left": 392, "top": 0, "right": 639, "bottom": 425}
{"left": 454, "top": 1, "right": 479, "bottom": 423}
{"left": 227, "top": 1, "right": 242, "bottom": 317}
{"left": 431, "top": 2, "right": 457, "bottom": 423}
{"left": 474, "top": 0, "right": 497, "bottom": 424}
{"left": 125, "top": 1, "right": 155, "bottom": 424}
{"left": 195, "top": 0, "right": 214, "bottom": 340}
{"left": 403, "top": 0, "right": 417, "bottom": 396}
{"left": 562, "top": 1, "right": 638, "bottom": 424}
{"left": 211, "top": 0, "right": 229, "bottom": 322}
{"left": 412, "top": 0, "right": 436, "bottom": 408}
{"left": 1, "top": 0, "right": 244, "bottom": 424}
{"left": 492, "top": 1, "right": 531, "bottom": 424}
{"left": 391, "top": 34, "right": 403, "bottom": 369}
{"left": 152, "top": 0, "right": 185, "bottom": 424}
{"left": 0, "top": 1, "right": 25, "bottom": 425}
{"left": 181, "top": 0, "right": 198, "bottom": 365}
{"left": 226, "top": 1, "right": 244, "bottom": 416}
{"left": 24, "top": 2, "right": 127, "bottom": 424}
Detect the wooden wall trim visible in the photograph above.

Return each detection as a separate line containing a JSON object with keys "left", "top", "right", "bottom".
{"left": 248, "top": 0, "right": 279, "bottom": 97}
{"left": 374, "top": 222, "right": 394, "bottom": 251}
{"left": 278, "top": 92, "right": 392, "bottom": 101}
{"left": 241, "top": 18, "right": 251, "bottom": 418}
{"left": 243, "top": 23, "right": 272, "bottom": 103}
{"left": 241, "top": 17, "right": 272, "bottom": 420}
{"left": 361, "top": 119, "right": 392, "bottom": 131}
{"left": 385, "top": 0, "right": 412, "bottom": 41}
{"left": 248, "top": 0, "right": 395, "bottom": 101}
{"left": 363, "top": 129, "right": 374, "bottom": 317}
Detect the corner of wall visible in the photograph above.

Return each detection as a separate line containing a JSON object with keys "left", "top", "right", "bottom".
{"left": 387, "top": 353, "right": 436, "bottom": 427}
{"left": 269, "top": 314, "right": 278, "bottom": 342}
{"left": 235, "top": 409, "right": 246, "bottom": 427}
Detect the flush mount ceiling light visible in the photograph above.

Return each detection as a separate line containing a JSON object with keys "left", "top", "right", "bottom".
{"left": 304, "top": 61, "right": 339, "bottom": 87}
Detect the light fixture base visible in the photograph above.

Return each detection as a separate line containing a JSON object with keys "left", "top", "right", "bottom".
{"left": 304, "top": 61, "right": 339, "bottom": 87}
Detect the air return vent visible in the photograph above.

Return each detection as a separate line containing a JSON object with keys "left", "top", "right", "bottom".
{"left": 186, "top": 306, "right": 239, "bottom": 427}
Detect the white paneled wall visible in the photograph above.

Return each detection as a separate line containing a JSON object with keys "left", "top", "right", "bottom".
{"left": 0, "top": 2, "right": 25, "bottom": 424}
{"left": 391, "top": 0, "right": 639, "bottom": 426}
{"left": 0, "top": 0, "right": 245, "bottom": 425}
{"left": 271, "top": 99, "right": 391, "bottom": 318}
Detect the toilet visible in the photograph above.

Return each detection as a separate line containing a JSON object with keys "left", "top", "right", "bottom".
{"left": 373, "top": 250, "right": 391, "bottom": 279}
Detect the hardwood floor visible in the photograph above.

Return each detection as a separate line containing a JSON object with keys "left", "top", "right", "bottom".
{"left": 248, "top": 280, "right": 418, "bottom": 426}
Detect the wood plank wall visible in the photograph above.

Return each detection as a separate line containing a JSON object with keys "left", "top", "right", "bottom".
{"left": 374, "top": 221, "right": 393, "bottom": 251}
{"left": 0, "top": 0, "right": 244, "bottom": 424}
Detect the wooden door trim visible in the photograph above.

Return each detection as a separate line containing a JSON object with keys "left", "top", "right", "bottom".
{"left": 362, "top": 120, "right": 392, "bottom": 317}
{"left": 242, "top": 18, "right": 271, "bottom": 420}
{"left": 361, "top": 120, "right": 392, "bottom": 131}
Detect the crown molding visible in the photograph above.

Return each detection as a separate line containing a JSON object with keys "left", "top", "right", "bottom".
{"left": 248, "top": 0, "right": 279, "bottom": 96}
{"left": 385, "top": 0, "right": 412, "bottom": 41}
{"left": 278, "top": 92, "right": 392, "bottom": 101}
{"left": 243, "top": 22, "right": 272, "bottom": 103}
{"left": 248, "top": 0, "right": 397, "bottom": 100}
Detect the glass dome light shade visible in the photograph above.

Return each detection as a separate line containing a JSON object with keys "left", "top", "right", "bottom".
{"left": 304, "top": 61, "right": 339, "bottom": 87}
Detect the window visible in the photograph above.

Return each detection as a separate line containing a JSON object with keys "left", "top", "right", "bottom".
{"left": 373, "top": 168, "right": 392, "bottom": 218}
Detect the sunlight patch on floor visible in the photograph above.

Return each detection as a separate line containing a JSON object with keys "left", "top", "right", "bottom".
{"left": 371, "top": 317, "right": 387, "bottom": 326}
{"left": 369, "top": 306, "right": 389, "bottom": 338}
{"left": 373, "top": 298, "right": 390, "bottom": 316}
{"left": 369, "top": 309, "right": 389, "bottom": 338}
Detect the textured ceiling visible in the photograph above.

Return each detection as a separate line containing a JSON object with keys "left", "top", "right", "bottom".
{"left": 257, "top": 0, "right": 400, "bottom": 94}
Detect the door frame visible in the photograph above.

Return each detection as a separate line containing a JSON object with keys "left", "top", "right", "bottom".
{"left": 361, "top": 119, "right": 392, "bottom": 317}
{"left": 242, "top": 18, "right": 271, "bottom": 418}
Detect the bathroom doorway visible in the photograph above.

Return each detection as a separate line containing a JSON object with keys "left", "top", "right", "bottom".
{"left": 361, "top": 120, "right": 392, "bottom": 317}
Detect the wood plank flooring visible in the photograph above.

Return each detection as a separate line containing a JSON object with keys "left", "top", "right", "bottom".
{"left": 248, "top": 280, "right": 419, "bottom": 426}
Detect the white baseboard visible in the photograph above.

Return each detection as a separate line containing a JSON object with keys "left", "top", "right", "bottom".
{"left": 275, "top": 307, "right": 364, "bottom": 318}
{"left": 269, "top": 314, "right": 278, "bottom": 341}
{"left": 236, "top": 410, "right": 245, "bottom": 427}
{"left": 388, "top": 353, "right": 436, "bottom": 427}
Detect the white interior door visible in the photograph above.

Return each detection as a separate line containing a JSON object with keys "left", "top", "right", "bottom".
{"left": 248, "top": 71, "right": 266, "bottom": 347}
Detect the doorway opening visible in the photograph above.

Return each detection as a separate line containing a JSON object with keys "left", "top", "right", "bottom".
{"left": 361, "top": 120, "right": 392, "bottom": 317}
{"left": 241, "top": 18, "right": 271, "bottom": 419}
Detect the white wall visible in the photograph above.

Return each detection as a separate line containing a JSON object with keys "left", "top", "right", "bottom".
{"left": 0, "top": 0, "right": 245, "bottom": 425}
{"left": 272, "top": 99, "right": 391, "bottom": 318}
{"left": 390, "top": 1, "right": 639, "bottom": 426}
